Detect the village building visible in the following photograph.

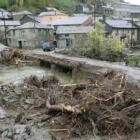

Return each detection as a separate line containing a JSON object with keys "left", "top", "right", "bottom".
{"left": 75, "top": 4, "right": 90, "bottom": 13}
{"left": 7, "top": 22, "right": 54, "bottom": 49}
{"left": 134, "top": 22, "right": 140, "bottom": 45}
{"left": 41, "top": 7, "right": 57, "bottom": 12}
{"left": 56, "top": 26, "right": 93, "bottom": 48}
{"left": 0, "top": 11, "right": 12, "bottom": 20}
{"left": 38, "top": 11, "right": 69, "bottom": 23}
{"left": 0, "top": 20, "right": 20, "bottom": 44}
{"left": 52, "top": 16, "right": 93, "bottom": 28}
{"left": 112, "top": 2, "right": 140, "bottom": 18}
{"left": 102, "top": 19, "right": 138, "bottom": 47}
{"left": 95, "top": 5, "right": 114, "bottom": 16}
{"left": 20, "top": 15, "right": 48, "bottom": 25}
{"left": 12, "top": 10, "right": 32, "bottom": 21}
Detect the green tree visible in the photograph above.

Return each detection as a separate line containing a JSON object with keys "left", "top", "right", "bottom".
{"left": 88, "top": 22, "right": 124, "bottom": 61}
{"left": 0, "top": 0, "right": 8, "bottom": 9}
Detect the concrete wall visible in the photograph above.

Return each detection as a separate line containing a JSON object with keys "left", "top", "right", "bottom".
{"left": 111, "top": 28, "right": 137, "bottom": 46}
{"left": 7, "top": 28, "right": 54, "bottom": 49}
{"left": 57, "top": 33, "right": 88, "bottom": 48}
{"left": 114, "top": 10, "right": 130, "bottom": 18}
{"left": 13, "top": 15, "right": 25, "bottom": 21}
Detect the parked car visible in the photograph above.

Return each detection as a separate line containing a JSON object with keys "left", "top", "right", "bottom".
{"left": 41, "top": 42, "right": 56, "bottom": 52}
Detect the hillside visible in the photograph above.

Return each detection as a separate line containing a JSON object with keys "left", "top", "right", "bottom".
{"left": 0, "top": 0, "right": 124, "bottom": 13}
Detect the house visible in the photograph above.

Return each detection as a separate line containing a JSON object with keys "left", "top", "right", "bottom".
{"left": 75, "top": 4, "right": 90, "bottom": 13}
{"left": 38, "top": 11, "right": 69, "bottom": 23}
{"left": 112, "top": 2, "right": 140, "bottom": 18}
{"left": 112, "top": 16, "right": 140, "bottom": 23}
{"left": 114, "top": 9, "right": 130, "bottom": 18}
{"left": 12, "top": 10, "right": 32, "bottom": 21}
{"left": 0, "top": 20, "right": 20, "bottom": 43}
{"left": 130, "top": 10, "right": 140, "bottom": 18}
{"left": 0, "top": 11, "right": 12, "bottom": 20}
{"left": 56, "top": 26, "right": 93, "bottom": 48}
{"left": 52, "top": 16, "right": 93, "bottom": 28}
{"left": 41, "top": 7, "right": 57, "bottom": 12}
{"left": 7, "top": 22, "right": 54, "bottom": 49}
{"left": 20, "top": 15, "right": 48, "bottom": 25}
{"left": 134, "top": 22, "right": 140, "bottom": 44}
{"left": 95, "top": 5, "right": 114, "bottom": 16}
{"left": 102, "top": 19, "right": 138, "bottom": 47}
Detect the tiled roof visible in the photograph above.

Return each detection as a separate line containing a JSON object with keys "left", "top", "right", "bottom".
{"left": 14, "top": 22, "right": 52, "bottom": 29}
{"left": 27, "top": 15, "right": 49, "bottom": 25}
{"left": 0, "top": 12, "right": 12, "bottom": 19}
{"left": 38, "top": 11, "right": 66, "bottom": 16}
{"left": 52, "top": 16, "right": 92, "bottom": 26}
{"left": 0, "top": 20, "right": 20, "bottom": 26}
{"left": 106, "top": 20, "right": 137, "bottom": 28}
{"left": 12, "top": 10, "right": 32, "bottom": 16}
{"left": 56, "top": 26, "right": 93, "bottom": 34}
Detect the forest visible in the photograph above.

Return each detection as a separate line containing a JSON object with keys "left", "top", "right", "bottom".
{"left": 0, "top": 0, "right": 124, "bottom": 13}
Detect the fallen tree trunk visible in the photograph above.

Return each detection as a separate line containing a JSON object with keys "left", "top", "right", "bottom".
{"left": 46, "top": 97, "right": 83, "bottom": 114}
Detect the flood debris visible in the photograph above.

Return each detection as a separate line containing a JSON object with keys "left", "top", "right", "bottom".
{"left": 0, "top": 49, "right": 39, "bottom": 66}
{"left": 0, "top": 72, "right": 140, "bottom": 139}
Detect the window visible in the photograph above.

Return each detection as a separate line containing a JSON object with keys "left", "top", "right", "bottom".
{"left": 116, "top": 29, "right": 119, "bottom": 35}
{"left": 65, "top": 34, "right": 69, "bottom": 37}
{"left": 21, "top": 30, "right": 25, "bottom": 36}
{"left": 127, "top": 29, "right": 129, "bottom": 34}
{"left": 13, "top": 30, "right": 15, "bottom": 36}
{"left": 38, "top": 29, "right": 41, "bottom": 34}
{"left": 132, "top": 29, "right": 135, "bottom": 35}
{"left": 9, "top": 38, "right": 11, "bottom": 43}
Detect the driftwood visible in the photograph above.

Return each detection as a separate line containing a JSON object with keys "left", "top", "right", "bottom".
{"left": 2, "top": 73, "right": 140, "bottom": 139}
{"left": 46, "top": 97, "right": 83, "bottom": 114}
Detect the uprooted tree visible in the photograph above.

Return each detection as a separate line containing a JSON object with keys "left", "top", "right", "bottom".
{"left": 1, "top": 71, "right": 140, "bottom": 139}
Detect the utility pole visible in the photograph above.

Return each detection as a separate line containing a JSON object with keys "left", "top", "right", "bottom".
{"left": 1, "top": 11, "right": 7, "bottom": 45}
{"left": 131, "top": 17, "right": 134, "bottom": 48}
{"left": 94, "top": 2, "right": 96, "bottom": 29}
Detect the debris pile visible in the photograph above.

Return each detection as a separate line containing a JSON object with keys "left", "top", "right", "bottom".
{"left": 0, "top": 49, "right": 39, "bottom": 66}
{"left": 1, "top": 72, "right": 140, "bottom": 139}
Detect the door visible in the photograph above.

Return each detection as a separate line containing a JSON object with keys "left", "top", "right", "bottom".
{"left": 18, "top": 41, "right": 22, "bottom": 49}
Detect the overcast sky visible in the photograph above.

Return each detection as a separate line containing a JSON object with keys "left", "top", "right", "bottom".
{"left": 124, "top": 0, "right": 140, "bottom": 5}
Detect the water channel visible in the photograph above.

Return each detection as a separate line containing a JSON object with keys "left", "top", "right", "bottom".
{"left": 0, "top": 64, "right": 72, "bottom": 85}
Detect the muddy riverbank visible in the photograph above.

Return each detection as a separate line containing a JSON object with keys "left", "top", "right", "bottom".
{"left": 1, "top": 49, "right": 140, "bottom": 140}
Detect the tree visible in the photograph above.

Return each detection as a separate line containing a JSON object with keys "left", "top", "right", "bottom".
{"left": 0, "top": 0, "right": 8, "bottom": 9}
{"left": 88, "top": 22, "right": 124, "bottom": 61}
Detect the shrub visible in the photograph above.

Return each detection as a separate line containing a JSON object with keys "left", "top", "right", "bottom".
{"left": 88, "top": 22, "right": 124, "bottom": 61}
{"left": 126, "top": 55, "right": 140, "bottom": 67}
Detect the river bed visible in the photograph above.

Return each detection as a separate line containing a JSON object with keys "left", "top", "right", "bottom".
{"left": 0, "top": 64, "right": 72, "bottom": 85}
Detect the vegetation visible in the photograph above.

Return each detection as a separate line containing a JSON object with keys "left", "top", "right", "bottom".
{"left": 126, "top": 55, "right": 140, "bottom": 67}
{"left": 87, "top": 22, "right": 124, "bottom": 61}
{"left": 0, "top": 0, "right": 124, "bottom": 13}
{"left": 59, "top": 22, "right": 125, "bottom": 62}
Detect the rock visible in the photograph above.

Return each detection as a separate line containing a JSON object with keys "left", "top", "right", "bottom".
{"left": 23, "top": 105, "right": 28, "bottom": 110}
{"left": 17, "top": 133, "right": 29, "bottom": 140}
{"left": 2, "top": 130, "right": 8, "bottom": 138}
{"left": 25, "top": 99, "right": 34, "bottom": 105}
{"left": 37, "top": 122, "right": 46, "bottom": 128}
{"left": 7, "top": 132, "right": 13, "bottom": 138}
{"left": 0, "top": 127, "right": 8, "bottom": 133}
{"left": 25, "top": 126, "right": 31, "bottom": 135}
{"left": 15, "top": 112, "right": 25, "bottom": 124}
{"left": 14, "top": 128, "right": 21, "bottom": 134}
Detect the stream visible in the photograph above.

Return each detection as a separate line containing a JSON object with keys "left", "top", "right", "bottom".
{"left": 0, "top": 64, "right": 72, "bottom": 85}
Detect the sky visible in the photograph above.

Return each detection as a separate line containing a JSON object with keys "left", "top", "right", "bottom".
{"left": 124, "top": 0, "right": 140, "bottom": 5}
